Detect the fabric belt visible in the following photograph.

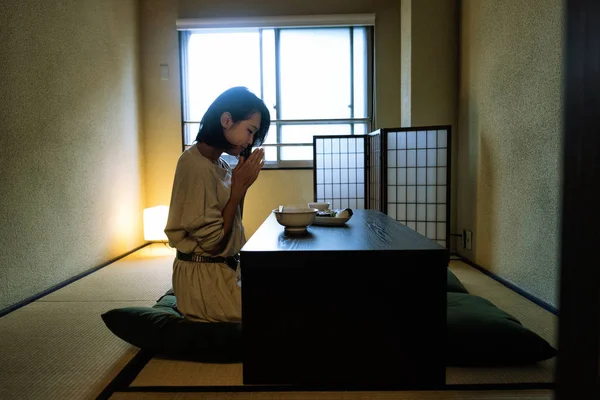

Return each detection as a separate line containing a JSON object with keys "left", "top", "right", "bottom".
{"left": 176, "top": 250, "right": 239, "bottom": 271}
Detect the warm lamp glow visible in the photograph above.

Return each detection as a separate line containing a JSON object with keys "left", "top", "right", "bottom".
{"left": 144, "top": 206, "right": 169, "bottom": 242}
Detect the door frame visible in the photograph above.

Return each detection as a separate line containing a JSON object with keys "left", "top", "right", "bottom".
{"left": 556, "top": 0, "right": 600, "bottom": 398}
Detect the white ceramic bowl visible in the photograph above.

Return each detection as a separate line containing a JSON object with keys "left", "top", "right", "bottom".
{"left": 308, "top": 202, "right": 330, "bottom": 211}
{"left": 273, "top": 207, "right": 317, "bottom": 232}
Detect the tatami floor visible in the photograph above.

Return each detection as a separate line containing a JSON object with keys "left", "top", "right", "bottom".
{"left": 0, "top": 245, "right": 173, "bottom": 400}
{"left": 0, "top": 244, "right": 556, "bottom": 400}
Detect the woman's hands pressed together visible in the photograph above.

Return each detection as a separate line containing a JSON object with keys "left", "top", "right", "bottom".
{"left": 232, "top": 148, "right": 264, "bottom": 197}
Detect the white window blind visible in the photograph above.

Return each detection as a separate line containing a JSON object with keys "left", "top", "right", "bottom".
{"left": 176, "top": 14, "right": 375, "bottom": 30}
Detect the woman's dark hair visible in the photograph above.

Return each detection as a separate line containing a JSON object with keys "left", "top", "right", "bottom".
{"left": 195, "top": 86, "right": 270, "bottom": 151}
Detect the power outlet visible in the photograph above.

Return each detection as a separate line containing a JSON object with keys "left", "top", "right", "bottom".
{"left": 463, "top": 229, "right": 473, "bottom": 250}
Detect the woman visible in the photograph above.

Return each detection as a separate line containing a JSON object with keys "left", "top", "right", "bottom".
{"left": 164, "top": 86, "right": 270, "bottom": 322}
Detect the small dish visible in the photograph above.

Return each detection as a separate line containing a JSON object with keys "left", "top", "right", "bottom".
{"left": 313, "top": 216, "right": 352, "bottom": 226}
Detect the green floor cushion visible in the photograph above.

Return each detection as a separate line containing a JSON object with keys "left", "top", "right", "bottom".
{"left": 103, "top": 289, "right": 556, "bottom": 367}
{"left": 101, "top": 290, "right": 241, "bottom": 362}
{"left": 447, "top": 269, "right": 469, "bottom": 293}
{"left": 447, "top": 292, "right": 557, "bottom": 366}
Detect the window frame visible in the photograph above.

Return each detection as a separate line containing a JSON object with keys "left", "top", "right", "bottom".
{"left": 178, "top": 22, "right": 374, "bottom": 170}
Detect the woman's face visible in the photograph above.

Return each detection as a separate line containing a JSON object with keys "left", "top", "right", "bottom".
{"left": 221, "top": 112, "right": 261, "bottom": 157}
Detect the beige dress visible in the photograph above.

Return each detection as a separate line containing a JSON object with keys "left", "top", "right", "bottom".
{"left": 164, "top": 145, "right": 245, "bottom": 322}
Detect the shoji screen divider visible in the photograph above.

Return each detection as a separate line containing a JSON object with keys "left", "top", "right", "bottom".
{"left": 313, "top": 126, "right": 451, "bottom": 248}
{"left": 313, "top": 133, "right": 376, "bottom": 211}
{"left": 382, "top": 126, "right": 451, "bottom": 248}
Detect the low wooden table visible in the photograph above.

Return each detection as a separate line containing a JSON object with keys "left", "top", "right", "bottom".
{"left": 240, "top": 209, "right": 448, "bottom": 388}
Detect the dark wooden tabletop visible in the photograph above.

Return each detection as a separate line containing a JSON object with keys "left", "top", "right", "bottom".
{"left": 242, "top": 209, "right": 445, "bottom": 253}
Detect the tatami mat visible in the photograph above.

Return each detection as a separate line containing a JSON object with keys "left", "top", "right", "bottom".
{"left": 0, "top": 301, "right": 143, "bottom": 400}
{"left": 0, "top": 243, "right": 175, "bottom": 400}
{"left": 130, "top": 260, "right": 556, "bottom": 388}
{"left": 132, "top": 358, "right": 242, "bottom": 387}
{"left": 43, "top": 245, "right": 175, "bottom": 302}
{"left": 110, "top": 389, "right": 553, "bottom": 400}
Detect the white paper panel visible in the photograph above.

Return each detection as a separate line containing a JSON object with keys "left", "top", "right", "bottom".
{"left": 397, "top": 151, "right": 407, "bottom": 167}
{"left": 384, "top": 127, "right": 450, "bottom": 248}
{"left": 397, "top": 132, "right": 406, "bottom": 149}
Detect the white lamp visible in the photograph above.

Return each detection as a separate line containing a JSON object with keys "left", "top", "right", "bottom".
{"left": 143, "top": 205, "right": 169, "bottom": 242}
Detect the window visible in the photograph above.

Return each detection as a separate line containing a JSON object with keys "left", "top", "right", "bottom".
{"left": 178, "top": 18, "right": 373, "bottom": 168}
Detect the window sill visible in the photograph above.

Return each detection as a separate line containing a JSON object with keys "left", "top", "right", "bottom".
{"left": 261, "top": 165, "right": 313, "bottom": 171}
